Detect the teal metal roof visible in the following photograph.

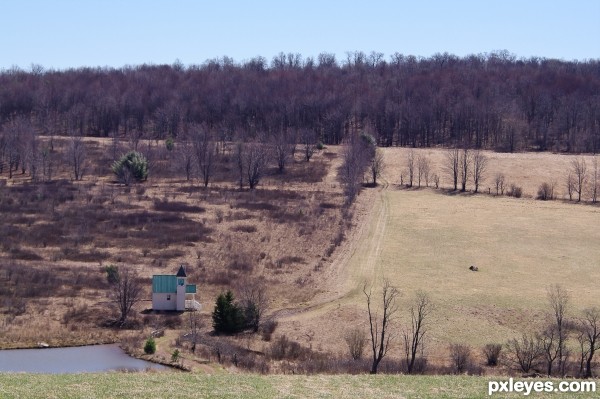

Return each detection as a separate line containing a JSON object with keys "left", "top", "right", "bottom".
{"left": 185, "top": 284, "right": 197, "bottom": 294}
{"left": 152, "top": 275, "right": 177, "bottom": 293}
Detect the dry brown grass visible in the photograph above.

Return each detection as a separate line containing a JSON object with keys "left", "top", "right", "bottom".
{"left": 0, "top": 138, "right": 344, "bottom": 350}
{"left": 2, "top": 141, "right": 599, "bottom": 375}
{"left": 381, "top": 147, "right": 599, "bottom": 200}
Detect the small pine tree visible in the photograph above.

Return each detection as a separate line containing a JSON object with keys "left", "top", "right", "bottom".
{"left": 144, "top": 337, "right": 156, "bottom": 354}
{"left": 165, "top": 137, "right": 175, "bottom": 151}
{"left": 104, "top": 265, "right": 119, "bottom": 284}
{"left": 171, "top": 349, "right": 180, "bottom": 363}
{"left": 112, "top": 151, "right": 148, "bottom": 185}
{"left": 212, "top": 290, "right": 245, "bottom": 334}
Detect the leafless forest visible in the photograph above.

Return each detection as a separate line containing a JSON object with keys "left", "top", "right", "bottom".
{"left": 1, "top": 51, "right": 599, "bottom": 154}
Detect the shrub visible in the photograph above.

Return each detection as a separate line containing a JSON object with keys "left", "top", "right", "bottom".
{"left": 144, "top": 337, "right": 156, "bottom": 354}
{"left": 449, "top": 344, "right": 472, "bottom": 374}
{"left": 508, "top": 184, "right": 523, "bottom": 198}
{"left": 231, "top": 224, "right": 257, "bottom": 233}
{"left": 536, "top": 182, "right": 555, "bottom": 200}
{"left": 261, "top": 319, "right": 278, "bottom": 341}
{"left": 344, "top": 327, "right": 366, "bottom": 360}
{"left": 269, "top": 335, "right": 307, "bottom": 361}
{"left": 112, "top": 151, "right": 148, "bottom": 185}
{"left": 316, "top": 142, "right": 325, "bottom": 150}
{"left": 483, "top": 343, "right": 502, "bottom": 366}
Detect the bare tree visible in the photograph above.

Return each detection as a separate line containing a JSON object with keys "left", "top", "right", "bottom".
{"left": 494, "top": 173, "right": 506, "bottom": 195}
{"left": 539, "top": 324, "right": 561, "bottom": 376}
{"left": 65, "top": 133, "right": 87, "bottom": 180}
{"left": 432, "top": 173, "right": 440, "bottom": 189}
{"left": 471, "top": 150, "right": 488, "bottom": 193}
{"left": 548, "top": 284, "right": 569, "bottom": 376}
{"left": 459, "top": 148, "right": 471, "bottom": 192}
{"left": 40, "top": 146, "right": 54, "bottom": 182}
{"left": 589, "top": 156, "right": 598, "bottom": 203}
{"left": 416, "top": 154, "right": 431, "bottom": 188}
{"left": 272, "top": 131, "right": 295, "bottom": 173}
{"left": 566, "top": 171, "right": 576, "bottom": 200}
{"left": 301, "top": 129, "right": 316, "bottom": 162}
{"left": 505, "top": 334, "right": 544, "bottom": 373}
{"left": 482, "top": 343, "right": 503, "bottom": 366}
{"left": 238, "top": 280, "right": 269, "bottom": 332}
{"left": 110, "top": 267, "right": 142, "bottom": 327}
{"left": 449, "top": 344, "right": 472, "bottom": 374}
{"left": 235, "top": 142, "right": 245, "bottom": 189}
{"left": 127, "top": 128, "right": 143, "bottom": 152}
{"left": 25, "top": 134, "right": 41, "bottom": 181}
{"left": 193, "top": 130, "right": 215, "bottom": 187}
{"left": 369, "top": 149, "right": 385, "bottom": 185}
{"left": 422, "top": 156, "right": 432, "bottom": 187}
{"left": 245, "top": 143, "right": 269, "bottom": 189}
{"left": 445, "top": 148, "right": 460, "bottom": 190}
{"left": 580, "top": 307, "right": 600, "bottom": 378}
{"left": 340, "top": 136, "right": 373, "bottom": 204}
{"left": 571, "top": 157, "right": 587, "bottom": 202}
{"left": 364, "top": 279, "right": 399, "bottom": 374}
{"left": 340, "top": 143, "right": 361, "bottom": 203}
{"left": 576, "top": 326, "right": 590, "bottom": 378}
{"left": 188, "top": 308, "right": 202, "bottom": 353}
{"left": 177, "top": 138, "right": 195, "bottom": 181}
{"left": 345, "top": 327, "right": 367, "bottom": 360}
{"left": 403, "top": 291, "right": 433, "bottom": 374}
{"left": 3, "top": 118, "right": 22, "bottom": 179}
{"left": 537, "top": 181, "right": 556, "bottom": 201}
{"left": 406, "top": 149, "right": 415, "bottom": 187}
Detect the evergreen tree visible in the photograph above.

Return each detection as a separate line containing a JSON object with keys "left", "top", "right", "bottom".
{"left": 212, "top": 290, "right": 244, "bottom": 334}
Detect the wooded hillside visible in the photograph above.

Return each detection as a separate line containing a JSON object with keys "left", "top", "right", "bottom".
{"left": 1, "top": 51, "right": 599, "bottom": 152}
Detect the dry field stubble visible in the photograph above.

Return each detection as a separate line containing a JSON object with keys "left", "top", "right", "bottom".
{"left": 277, "top": 147, "right": 600, "bottom": 366}
{"left": 0, "top": 138, "right": 346, "bottom": 350}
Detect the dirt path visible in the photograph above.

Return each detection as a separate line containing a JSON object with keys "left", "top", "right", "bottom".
{"left": 275, "top": 173, "right": 391, "bottom": 321}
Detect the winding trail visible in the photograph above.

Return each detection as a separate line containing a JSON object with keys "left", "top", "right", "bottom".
{"left": 275, "top": 176, "right": 391, "bottom": 321}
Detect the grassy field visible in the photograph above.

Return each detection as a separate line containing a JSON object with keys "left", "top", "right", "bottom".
{"left": 370, "top": 189, "right": 599, "bottom": 346}
{"left": 1, "top": 373, "right": 597, "bottom": 399}
{"left": 278, "top": 147, "right": 600, "bottom": 364}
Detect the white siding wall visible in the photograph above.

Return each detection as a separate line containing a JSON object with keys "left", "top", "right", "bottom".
{"left": 152, "top": 293, "right": 177, "bottom": 311}
{"left": 176, "top": 284, "right": 186, "bottom": 311}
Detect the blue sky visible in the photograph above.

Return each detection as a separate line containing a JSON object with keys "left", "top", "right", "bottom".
{"left": 1, "top": 0, "right": 598, "bottom": 70}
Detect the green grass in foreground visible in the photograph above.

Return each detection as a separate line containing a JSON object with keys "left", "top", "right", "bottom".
{"left": 0, "top": 373, "right": 597, "bottom": 399}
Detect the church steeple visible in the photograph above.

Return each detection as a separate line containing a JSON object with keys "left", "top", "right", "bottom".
{"left": 176, "top": 265, "right": 187, "bottom": 278}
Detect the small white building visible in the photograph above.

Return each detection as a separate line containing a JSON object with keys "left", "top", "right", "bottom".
{"left": 152, "top": 265, "right": 200, "bottom": 311}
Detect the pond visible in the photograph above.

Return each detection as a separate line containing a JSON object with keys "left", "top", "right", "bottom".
{"left": 0, "top": 344, "right": 169, "bottom": 373}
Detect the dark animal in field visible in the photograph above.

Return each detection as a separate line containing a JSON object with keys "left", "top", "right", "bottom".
{"left": 468, "top": 265, "right": 479, "bottom": 272}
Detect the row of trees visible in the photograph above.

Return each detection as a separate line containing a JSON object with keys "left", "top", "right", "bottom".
{"left": 398, "top": 147, "right": 599, "bottom": 202}
{"left": 359, "top": 282, "right": 599, "bottom": 377}
{"left": 0, "top": 118, "right": 320, "bottom": 192}
{"left": 504, "top": 285, "right": 600, "bottom": 379}
{"left": 1, "top": 51, "right": 599, "bottom": 152}
{"left": 362, "top": 281, "right": 433, "bottom": 374}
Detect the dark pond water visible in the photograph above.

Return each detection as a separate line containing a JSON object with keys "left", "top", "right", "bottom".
{"left": 0, "top": 344, "right": 168, "bottom": 373}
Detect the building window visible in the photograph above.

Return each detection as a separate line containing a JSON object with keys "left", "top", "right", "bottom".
{"left": 167, "top": 295, "right": 171, "bottom": 300}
